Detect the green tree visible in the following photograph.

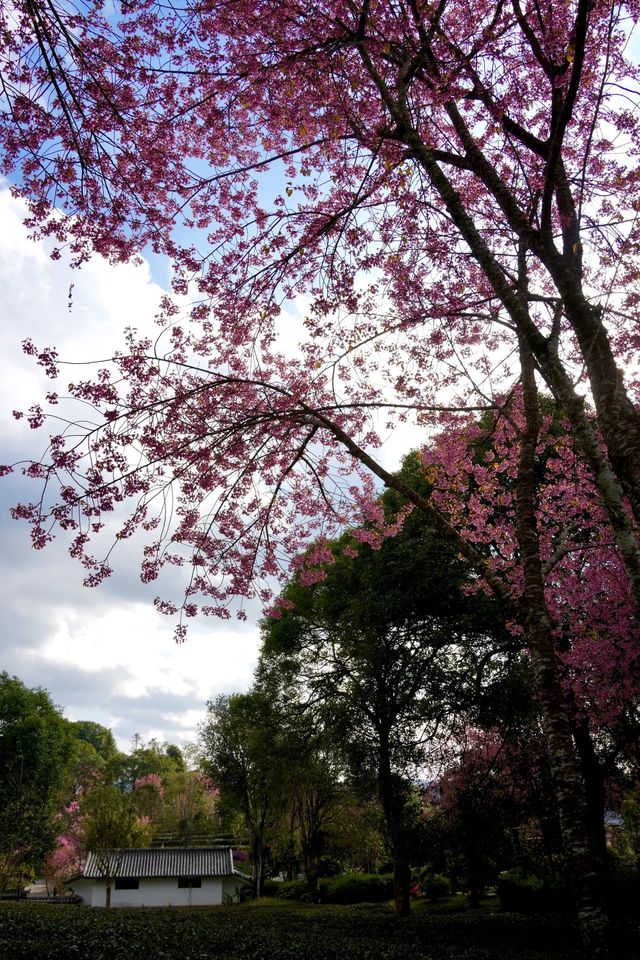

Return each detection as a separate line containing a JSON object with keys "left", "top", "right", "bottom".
{"left": 113, "top": 738, "right": 185, "bottom": 791}
{"left": 199, "top": 692, "right": 289, "bottom": 897}
{"left": 155, "top": 771, "right": 220, "bottom": 845}
{"left": 80, "top": 784, "right": 150, "bottom": 908}
{"left": 261, "top": 456, "right": 510, "bottom": 914}
{"left": 325, "top": 793, "right": 387, "bottom": 876}
{"left": 69, "top": 721, "right": 118, "bottom": 762}
{"left": 262, "top": 695, "right": 343, "bottom": 890}
{"left": 65, "top": 721, "right": 120, "bottom": 794}
{"left": 0, "top": 673, "right": 74, "bottom": 891}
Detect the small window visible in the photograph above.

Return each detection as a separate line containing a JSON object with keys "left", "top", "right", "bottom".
{"left": 178, "top": 877, "right": 202, "bottom": 888}
{"left": 115, "top": 878, "right": 139, "bottom": 890}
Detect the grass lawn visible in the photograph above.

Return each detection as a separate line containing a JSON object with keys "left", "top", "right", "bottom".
{"left": 0, "top": 897, "right": 637, "bottom": 960}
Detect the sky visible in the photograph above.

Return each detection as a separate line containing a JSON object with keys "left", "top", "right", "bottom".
{"left": 0, "top": 186, "right": 265, "bottom": 751}
{"left": 0, "top": 184, "right": 417, "bottom": 753}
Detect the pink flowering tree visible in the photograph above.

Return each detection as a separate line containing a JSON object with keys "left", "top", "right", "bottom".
{"left": 429, "top": 398, "right": 640, "bottom": 730}
{"left": 133, "top": 772, "right": 165, "bottom": 824}
{"left": 131, "top": 769, "right": 221, "bottom": 843}
{"left": 42, "top": 800, "right": 84, "bottom": 894}
{"left": 429, "top": 389, "right": 640, "bottom": 880}
{"left": 42, "top": 838, "right": 78, "bottom": 895}
{"left": 432, "top": 725, "right": 555, "bottom": 903}
{"left": 4, "top": 1, "right": 640, "bottom": 952}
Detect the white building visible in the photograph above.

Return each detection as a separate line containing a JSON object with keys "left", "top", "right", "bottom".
{"left": 68, "top": 847, "right": 248, "bottom": 907}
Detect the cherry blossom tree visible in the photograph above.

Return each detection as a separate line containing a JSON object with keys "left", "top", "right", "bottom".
{"left": 2, "top": 1, "right": 640, "bottom": 954}
{"left": 428, "top": 387, "right": 640, "bottom": 901}
{"left": 42, "top": 800, "right": 84, "bottom": 895}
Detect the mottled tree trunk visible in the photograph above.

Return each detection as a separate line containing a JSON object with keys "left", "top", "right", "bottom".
{"left": 516, "top": 322, "right": 611, "bottom": 959}
{"left": 392, "top": 104, "right": 640, "bottom": 610}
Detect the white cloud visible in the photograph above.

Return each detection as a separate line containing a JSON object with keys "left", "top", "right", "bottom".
{"left": 0, "top": 186, "right": 260, "bottom": 749}
{"left": 38, "top": 603, "right": 260, "bottom": 701}
{"left": 0, "top": 183, "right": 436, "bottom": 752}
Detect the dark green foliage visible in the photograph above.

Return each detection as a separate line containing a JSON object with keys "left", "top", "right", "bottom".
{"left": 0, "top": 900, "right": 607, "bottom": 960}
{"left": 164, "top": 745, "right": 185, "bottom": 771}
{"left": 0, "top": 674, "right": 75, "bottom": 886}
{"left": 420, "top": 873, "right": 451, "bottom": 902}
{"left": 259, "top": 879, "right": 281, "bottom": 897}
{"left": 69, "top": 721, "right": 117, "bottom": 761}
{"left": 498, "top": 862, "right": 640, "bottom": 920}
{"left": 274, "top": 879, "right": 311, "bottom": 900}
{"left": 260, "top": 452, "right": 511, "bottom": 915}
{"left": 199, "top": 691, "right": 289, "bottom": 896}
{"left": 66, "top": 721, "right": 120, "bottom": 794}
{"left": 319, "top": 872, "right": 394, "bottom": 904}
{"left": 497, "top": 871, "right": 573, "bottom": 914}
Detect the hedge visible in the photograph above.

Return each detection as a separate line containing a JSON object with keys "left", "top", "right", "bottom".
{"left": 319, "top": 873, "right": 394, "bottom": 905}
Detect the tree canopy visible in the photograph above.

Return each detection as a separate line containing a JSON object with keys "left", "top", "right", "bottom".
{"left": 3, "top": 2, "right": 640, "bottom": 953}
{"left": 2, "top": 0, "right": 640, "bottom": 623}
{"left": 0, "top": 673, "right": 75, "bottom": 889}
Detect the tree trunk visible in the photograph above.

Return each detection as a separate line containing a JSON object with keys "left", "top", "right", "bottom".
{"left": 531, "top": 248, "right": 640, "bottom": 527}
{"left": 467, "top": 863, "right": 481, "bottom": 909}
{"left": 572, "top": 715, "right": 608, "bottom": 872}
{"left": 393, "top": 858, "right": 411, "bottom": 917}
{"left": 300, "top": 792, "right": 321, "bottom": 895}
{"left": 252, "top": 837, "right": 264, "bottom": 898}
{"left": 105, "top": 878, "right": 112, "bottom": 909}
{"left": 390, "top": 99, "right": 640, "bottom": 610}
{"left": 377, "top": 734, "right": 411, "bottom": 917}
{"left": 516, "top": 320, "right": 611, "bottom": 958}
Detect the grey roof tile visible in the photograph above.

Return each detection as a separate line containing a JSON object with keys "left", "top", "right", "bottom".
{"left": 81, "top": 847, "right": 237, "bottom": 879}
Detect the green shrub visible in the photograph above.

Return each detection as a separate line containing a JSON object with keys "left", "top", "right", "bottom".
{"left": 420, "top": 873, "right": 451, "bottom": 902}
{"left": 259, "top": 879, "right": 280, "bottom": 898}
{"left": 321, "top": 872, "right": 393, "bottom": 904}
{"left": 0, "top": 899, "right": 592, "bottom": 960}
{"left": 274, "top": 879, "right": 311, "bottom": 901}
{"left": 497, "top": 870, "right": 572, "bottom": 913}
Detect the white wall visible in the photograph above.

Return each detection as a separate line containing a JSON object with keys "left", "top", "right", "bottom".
{"left": 74, "top": 876, "right": 244, "bottom": 907}
{"left": 71, "top": 878, "right": 94, "bottom": 907}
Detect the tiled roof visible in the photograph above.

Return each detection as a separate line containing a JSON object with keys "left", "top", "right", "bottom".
{"left": 80, "top": 847, "right": 237, "bottom": 879}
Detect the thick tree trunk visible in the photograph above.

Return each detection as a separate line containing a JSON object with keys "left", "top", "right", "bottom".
{"left": 516, "top": 324, "right": 611, "bottom": 959}
{"left": 393, "top": 859, "right": 412, "bottom": 917}
{"left": 524, "top": 625, "right": 610, "bottom": 957}
{"left": 299, "top": 792, "right": 322, "bottom": 895}
{"left": 575, "top": 326, "right": 640, "bottom": 524}
{"left": 572, "top": 715, "right": 608, "bottom": 871}
{"left": 377, "top": 735, "right": 411, "bottom": 917}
